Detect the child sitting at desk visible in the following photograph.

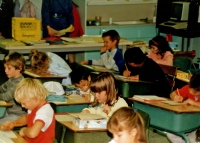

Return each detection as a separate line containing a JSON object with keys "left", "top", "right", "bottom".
{"left": 167, "top": 73, "right": 200, "bottom": 143}
{"left": 0, "top": 52, "right": 26, "bottom": 124}
{"left": 70, "top": 67, "right": 94, "bottom": 102}
{"left": 107, "top": 107, "right": 147, "bottom": 143}
{"left": 81, "top": 30, "right": 125, "bottom": 73}
{"left": 1, "top": 78, "right": 55, "bottom": 143}
{"left": 148, "top": 35, "right": 174, "bottom": 66}
{"left": 122, "top": 47, "right": 171, "bottom": 97}
{"left": 30, "top": 49, "right": 72, "bottom": 84}
{"left": 81, "top": 72, "right": 128, "bottom": 119}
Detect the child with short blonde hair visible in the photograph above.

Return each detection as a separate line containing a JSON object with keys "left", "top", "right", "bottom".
{"left": 1, "top": 78, "right": 55, "bottom": 143}
{"left": 0, "top": 52, "right": 26, "bottom": 123}
{"left": 107, "top": 107, "right": 147, "bottom": 143}
{"left": 82, "top": 72, "right": 128, "bottom": 118}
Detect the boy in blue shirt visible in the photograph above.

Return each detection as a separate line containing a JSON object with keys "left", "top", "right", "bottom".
{"left": 81, "top": 30, "right": 125, "bottom": 73}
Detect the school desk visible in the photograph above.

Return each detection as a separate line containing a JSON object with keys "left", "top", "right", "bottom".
{"left": 56, "top": 114, "right": 111, "bottom": 143}
{"left": 50, "top": 98, "right": 92, "bottom": 113}
{"left": 0, "top": 125, "right": 27, "bottom": 143}
{"left": 128, "top": 97, "right": 200, "bottom": 143}
{"left": 114, "top": 75, "right": 156, "bottom": 98}
{"left": 24, "top": 68, "right": 66, "bottom": 83}
{"left": 0, "top": 100, "right": 12, "bottom": 118}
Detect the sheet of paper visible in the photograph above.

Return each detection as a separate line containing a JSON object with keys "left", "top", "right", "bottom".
{"left": 55, "top": 115, "right": 74, "bottom": 121}
{"left": 67, "top": 94, "right": 86, "bottom": 102}
{"left": 0, "top": 131, "right": 17, "bottom": 138}
{"left": 162, "top": 100, "right": 184, "bottom": 106}
{"left": 133, "top": 95, "right": 167, "bottom": 101}
{"left": 0, "top": 138, "right": 14, "bottom": 143}
{"left": 24, "top": 70, "right": 40, "bottom": 77}
{"left": 70, "top": 113, "right": 106, "bottom": 120}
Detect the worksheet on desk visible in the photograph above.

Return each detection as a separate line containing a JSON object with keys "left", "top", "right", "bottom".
{"left": 55, "top": 115, "right": 74, "bottom": 121}
{"left": 0, "top": 131, "right": 17, "bottom": 138}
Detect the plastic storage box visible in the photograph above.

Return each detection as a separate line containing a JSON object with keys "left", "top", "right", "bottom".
{"left": 12, "top": 17, "right": 41, "bottom": 40}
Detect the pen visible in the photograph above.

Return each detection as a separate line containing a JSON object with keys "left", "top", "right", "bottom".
{"left": 176, "top": 88, "right": 180, "bottom": 96}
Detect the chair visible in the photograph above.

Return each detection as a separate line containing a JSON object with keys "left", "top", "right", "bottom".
{"left": 137, "top": 109, "right": 150, "bottom": 141}
{"left": 173, "top": 57, "right": 193, "bottom": 72}
{"left": 158, "top": 64, "right": 178, "bottom": 92}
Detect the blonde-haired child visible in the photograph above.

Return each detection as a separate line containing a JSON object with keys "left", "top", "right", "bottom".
{"left": 82, "top": 72, "right": 128, "bottom": 118}
{"left": 30, "top": 49, "right": 72, "bottom": 84}
{"left": 0, "top": 52, "right": 26, "bottom": 123}
{"left": 107, "top": 107, "right": 147, "bottom": 143}
{"left": 1, "top": 78, "right": 55, "bottom": 143}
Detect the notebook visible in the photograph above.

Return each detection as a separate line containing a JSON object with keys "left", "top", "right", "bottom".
{"left": 133, "top": 95, "right": 167, "bottom": 102}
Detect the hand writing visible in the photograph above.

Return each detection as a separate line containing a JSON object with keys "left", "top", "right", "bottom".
{"left": 173, "top": 95, "right": 183, "bottom": 103}
{"left": 1, "top": 122, "right": 14, "bottom": 131}
{"left": 123, "top": 70, "right": 131, "bottom": 77}
{"left": 81, "top": 60, "right": 89, "bottom": 65}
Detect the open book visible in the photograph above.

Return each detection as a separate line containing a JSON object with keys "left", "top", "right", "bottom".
{"left": 133, "top": 95, "right": 167, "bottom": 102}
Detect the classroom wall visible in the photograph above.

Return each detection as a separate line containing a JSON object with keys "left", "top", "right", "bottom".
{"left": 87, "top": 4, "right": 156, "bottom": 22}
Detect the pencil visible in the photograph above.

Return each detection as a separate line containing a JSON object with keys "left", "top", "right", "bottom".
{"left": 176, "top": 88, "right": 180, "bottom": 96}
{"left": 125, "top": 63, "right": 128, "bottom": 71}
{"left": 188, "top": 70, "right": 192, "bottom": 75}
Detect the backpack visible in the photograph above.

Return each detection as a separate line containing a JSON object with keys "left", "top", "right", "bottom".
{"left": 20, "top": 0, "right": 36, "bottom": 18}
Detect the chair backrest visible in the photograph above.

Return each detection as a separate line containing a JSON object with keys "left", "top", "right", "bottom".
{"left": 158, "top": 64, "right": 178, "bottom": 92}
{"left": 173, "top": 57, "right": 193, "bottom": 72}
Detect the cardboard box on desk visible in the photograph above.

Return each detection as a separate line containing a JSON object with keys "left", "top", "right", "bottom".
{"left": 177, "top": 72, "right": 188, "bottom": 79}
{"left": 71, "top": 113, "right": 107, "bottom": 129}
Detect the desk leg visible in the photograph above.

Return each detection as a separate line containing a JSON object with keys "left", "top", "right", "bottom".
{"left": 187, "top": 38, "right": 190, "bottom": 51}
{"left": 182, "top": 37, "right": 185, "bottom": 51}
{"left": 177, "top": 133, "right": 190, "bottom": 143}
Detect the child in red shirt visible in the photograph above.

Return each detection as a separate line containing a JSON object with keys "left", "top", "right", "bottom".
{"left": 170, "top": 72, "right": 200, "bottom": 108}
{"left": 1, "top": 78, "right": 55, "bottom": 143}
{"left": 168, "top": 72, "right": 200, "bottom": 143}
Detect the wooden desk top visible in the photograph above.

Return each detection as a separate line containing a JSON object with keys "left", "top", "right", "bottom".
{"left": 51, "top": 98, "right": 92, "bottom": 106}
{"left": 24, "top": 69, "right": 66, "bottom": 79}
{"left": 56, "top": 114, "right": 107, "bottom": 133}
{"left": 128, "top": 97, "right": 200, "bottom": 114}
{"left": 1, "top": 40, "right": 132, "bottom": 54}
{"left": 0, "top": 100, "right": 12, "bottom": 107}
{"left": 0, "top": 125, "right": 27, "bottom": 143}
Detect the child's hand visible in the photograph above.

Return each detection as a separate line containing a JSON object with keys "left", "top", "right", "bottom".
{"left": 103, "top": 105, "right": 111, "bottom": 115}
{"left": 1, "top": 122, "right": 14, "bottom": 131}
{"left": 81, "top": 60, "right": 88, "bottom": 65}
{"left": 19, "top": 127, "right": 27, "bottom": 137}
{"left": 45, "top": 70, "right": 50, "bottom": 75}
{"left": 173, "top": 95, "right": 183, "bottom": 103}
{"left": 127, "top": 75, "right": 139, "bottom": 81}
{"left": 182, "top": 98, "right": 194, "bottom": 105}
{"left": 100, "top": 46, "right": 107, "bottom": 53}
{"left": 123, "top": 70, "right": 131, "bottom": 77}
{"left": 82, "top": 94, "right": 91, "bottom": 102}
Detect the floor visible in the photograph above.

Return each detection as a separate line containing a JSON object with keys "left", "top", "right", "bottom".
{"left": 149, "top": 128, "right": 171, "bottom": 143}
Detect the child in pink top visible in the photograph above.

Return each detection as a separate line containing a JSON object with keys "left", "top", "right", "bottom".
{"left": 148, "top": 36, "right": 174, "bottom": 66}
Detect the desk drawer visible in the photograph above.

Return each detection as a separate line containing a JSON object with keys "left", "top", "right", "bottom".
{"left": 134, "top": 102, "right": 200, "bottom": 133}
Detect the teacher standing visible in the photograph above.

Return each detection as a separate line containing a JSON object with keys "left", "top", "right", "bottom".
{"left": 41, "top": 0, "right": 74, "bottom": 38}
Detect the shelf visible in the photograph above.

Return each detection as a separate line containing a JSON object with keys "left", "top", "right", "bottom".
{"left": 87, "top": 0, "right": 157, "bottom": 5}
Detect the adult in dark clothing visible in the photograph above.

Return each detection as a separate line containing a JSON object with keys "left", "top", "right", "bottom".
{"left": 122, "top": 47, "right": 171, "bottom": 97}
{"left": 41, "top": 0, "right": 74, "bottom": 38}
{"left": 0, "top": 0, "right": 14, "bottom": 38}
